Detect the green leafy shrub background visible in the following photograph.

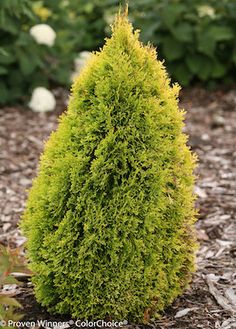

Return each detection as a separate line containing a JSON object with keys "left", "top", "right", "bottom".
{"left": 1, "top": 0, "right": 236, "bottom": 105}
{"left": 0, "top": 0, "right": 75, "bottom": 105}
{"left": 129, "top": 0, "right": 236, "bottom": 86}
{"left": 37, "top": 0, "right": 236, "bottom": 86}
{"left": 0, "top": 0, "right": 49, "bottom": 104}
{"left": 21, "top": 13, "right": 197, "bottom": 321}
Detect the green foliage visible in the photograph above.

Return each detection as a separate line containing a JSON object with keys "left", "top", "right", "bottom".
{"left": 33, "top": 0, "right": 109, "bottom": 86}
{"left": 128, "top": 0, "right": 236, "bottom": 86}
{"left": 0, "top": 0, "right": 73, "bottom": 106}
{"left": 0, "top": 0, "right": 45, "bottom": 104}
{"left": 0, "top": 245, "right": 28, "bottom": 324}
{"left": 39, "top": 0, "right": 108, "bottom": 51}
{"left": 1, "top": 0, "right": 236, "bottom": 106}
{"left": 41, "top": 0, "right": 236, "bottom": 87}
{"left": 21, "top": 13, "right": 197, "bottom": 321}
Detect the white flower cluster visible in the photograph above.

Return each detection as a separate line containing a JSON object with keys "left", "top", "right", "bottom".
{"left": 30, "top": 24, "right": 56, "bottom": 47}
{"left": 29, "top": 87, "right": 56, "bottom": 112}
{"left": 28, "top": 24, "right": 57, "bottom": 112}
{"left": 104, "top": 13, "right": 116, "bottom": 25}
{"left": 197, "top": 5, "right": 216, "bottom": 18}
{"left": 71, "top": 51, "right": 92, "bottom": 82}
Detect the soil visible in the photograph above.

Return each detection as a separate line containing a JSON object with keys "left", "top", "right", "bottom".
{"left": 0, "top": 87, "right": 236, "bottom": 329}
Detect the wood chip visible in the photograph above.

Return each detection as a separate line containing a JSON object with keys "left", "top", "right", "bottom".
{"left": 175, "top": 307, "right": 197, "bottom": 318}
{"left": 205, "top": 274, "right": 236, "bottom": 314}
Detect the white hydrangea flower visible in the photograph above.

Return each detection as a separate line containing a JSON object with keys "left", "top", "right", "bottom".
{"left": 74, "top": 51, "right": 91, "bottom": 71}
{"left": 198, "top": 5, "right": 215, "bottom": 18}
{"left": 104, "top": 13, "right": 115, "bottom": 25}
{"left": 30, "top": 24, "right": 56, "bottom": 47}
{"left": 71, "top": 51, "right": 92, "bottom": 82}
{"left": 29, "top": 87, "right": 56, "bottom": 112}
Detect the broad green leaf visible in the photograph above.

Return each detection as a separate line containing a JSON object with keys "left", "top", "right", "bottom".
{"left": 140, "top": 21, "right": 161, "bottom": 41}
{"left": 186, "top": 54, "right": 203, "bottom": 74}
{"left": 17, "top": 50, "right": 37, "bottom": 76}
{"left": 197, "top": 33, "right": 216, "bottom": 56}
{"left": 162, "top": 37, "right": 184, "bottom": 61}
{"left": 0, "top": 15, "right": 19, "bottom": 34}
{"left": 161, "top": 4, "right": 185, "bottom": 29}
{"left": 0, "top": 48, "right": 8, "bottom": 56}
{"left": 16, "top": 32, "right": 32, "bottom": 46}
{"left": 0, "top": 50, "right": 15, "bottom": 65}
{"left": 196, "top": 57, "right": 213, "bottom": 80}
{"left": 208, "top": 26, "right": 234, "bottom": 41}
{"left": 211, "top": 60, "right": 227, "bottom": 78}
{"left": 185, "top": 53, "right": 213, "bottom": 76}
{"left": 171, "top": 23, "right": 193, "bottom": 42}
{"left": 0, "top": 66, "right": 7, "bottom": 75}
{"left": 171, "top": 62, "right": 193, "bottom": 86}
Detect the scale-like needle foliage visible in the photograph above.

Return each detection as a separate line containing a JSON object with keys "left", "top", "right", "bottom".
{"left": 21, "top": 12, "right": 197, "bottom": 321}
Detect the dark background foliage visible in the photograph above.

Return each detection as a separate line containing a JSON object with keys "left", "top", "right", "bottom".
{"left": 1, "top": 0, "right": 236, "bottom": 105}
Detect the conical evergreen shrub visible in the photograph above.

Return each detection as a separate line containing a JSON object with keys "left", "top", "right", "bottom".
{"left": 21, "top": 11, "right": 197, "bottom": 322}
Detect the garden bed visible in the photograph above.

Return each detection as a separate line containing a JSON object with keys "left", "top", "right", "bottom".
{"left": 0, "top": 87, "right": 236, "bottom": 329}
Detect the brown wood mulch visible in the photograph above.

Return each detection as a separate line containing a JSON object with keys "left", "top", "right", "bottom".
{"left": 0, "top": 87, "right": 236, "bottom": 329}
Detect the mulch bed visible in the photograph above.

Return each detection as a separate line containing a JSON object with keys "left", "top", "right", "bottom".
{"left": 0, "top": 87, "right": 236, "bottom": 329}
